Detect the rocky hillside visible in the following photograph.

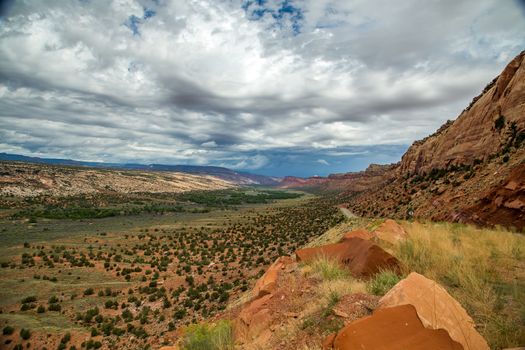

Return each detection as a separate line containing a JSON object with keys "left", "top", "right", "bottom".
{"left": 164, "top": 218, "right": 524, "bottom": 349}
{"left": 340, "top": 51, "right": 525, "bottom": 230}
{"left": 0, "top": 161, "right": 235, "bottom": 197}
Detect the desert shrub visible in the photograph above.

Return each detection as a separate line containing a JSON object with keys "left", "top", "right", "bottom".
{"left": 366, "top": 269, "right": 402, "bottom": 296}
{"left": 495, "top": 115, "right": 506, "bottom": 130}
{"left": 48, "top": 303, "right": 61, "bottom": 311}
{"left": 20, "top": 328, "right": 31, "bottom": 340}
{"left": 181, "top": 320, "right": 234, "bottom": 350}
{"left": 3, "top": 325, "right": 14, "bottom": 335}
{"left": 21, "top": 296, "right": 37, "bottom": 304}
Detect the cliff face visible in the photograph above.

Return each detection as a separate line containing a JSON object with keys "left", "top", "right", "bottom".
{"left": 399, "top": 51, "right": 525, "bottom": 175}
{"left": 344, "top": 51, "right": 525, "bottom": 230}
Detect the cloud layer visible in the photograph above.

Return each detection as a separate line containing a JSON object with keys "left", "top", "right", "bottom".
{"left": 0, "top": 0, "right": 524, "bottom": 176}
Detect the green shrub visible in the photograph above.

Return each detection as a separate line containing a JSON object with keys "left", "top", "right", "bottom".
{"left": 366, "top": 269, "right": 402, "bottom": 296}
{"left": 48, "top": 303, "right": 61, "bottom": 311}
{"left": 181, "top": 320, "right": 234, "bottom": 350}
{"left": 20, "top": 328, "right": 31, "bottom": 340}
{"left": 21, "top": 296, "right": 37, "bottom": 304}
{"left": 308, "top": 255, "right": 349, "bottom": 281}
{"left": 3, "top": 325, "right": 14, "bottom": 335}
{"left": 494, "top": 115, "right": 505, "bottom": 130}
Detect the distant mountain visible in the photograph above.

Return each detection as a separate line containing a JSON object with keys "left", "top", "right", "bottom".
{"left": 0, "top": 153, "right": 280, "bottom": 186}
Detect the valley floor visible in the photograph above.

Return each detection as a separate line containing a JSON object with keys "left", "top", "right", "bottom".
{"left": 0, "top": 188, "right": 343, "bottom": 350}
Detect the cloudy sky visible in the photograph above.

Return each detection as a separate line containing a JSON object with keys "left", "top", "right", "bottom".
{"left": 0, "top": 0, "right": 524, "bottom": 176}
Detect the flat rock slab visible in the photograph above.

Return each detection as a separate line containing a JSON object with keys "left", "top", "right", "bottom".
{"left": 379, "top": 272, "right": 490, "bottom": 350}
{"left": 328, "top": 304, "right": 463, "bottom": 350}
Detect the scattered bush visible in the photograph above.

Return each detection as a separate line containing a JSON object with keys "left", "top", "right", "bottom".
{"left": 20, "top": 328, "right": 31, "bottom": 340}
{"left": 495, "top": 115, "right": 506, "bottom": 130}
{"left": 3, "top": 325, "right": 14, "bottom": 335}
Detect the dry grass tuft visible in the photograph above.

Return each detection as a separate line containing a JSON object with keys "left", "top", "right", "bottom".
{"left": 305, "top": 218, "right": 366, "bottom": 247}
{"left": 388, "top": 221, "right": 525, "bottom": 349}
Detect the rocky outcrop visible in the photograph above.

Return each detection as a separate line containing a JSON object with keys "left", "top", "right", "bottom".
{"left": 399, "top": 51, "right": 525, "bottom": 176}
{"left": 234, "top": 256, "right": 299, "bottom": 347}
{"left": 324, "top": 304, "right": 463, "bottom": 350}
{"left": 295, "top": 237, "right": 400, "bottom": 277}
{"left": 252, "top": 256, "right": 294, "bottom": 299}
{"left": 455, "top": 163, "right": 525, "bottom": 229}
{"left": 379, "top": 272, "right": 490, "bottom": 350}
{"left": 373, "top": 219, "right": 407, "bottom": 245}
{"left": 236, "top": 293, "right": 274, "bottom": 344}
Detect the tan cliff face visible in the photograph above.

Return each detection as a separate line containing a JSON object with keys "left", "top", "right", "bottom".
{"left": 399, "top": 51, "right": 525, "bottom": 176}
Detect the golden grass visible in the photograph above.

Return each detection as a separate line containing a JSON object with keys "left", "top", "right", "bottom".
{"left": 389, "top": 221, "right": 525, "bottom": 349}
{"left": 305, "top": 218, "right": 365, "bottom": 247}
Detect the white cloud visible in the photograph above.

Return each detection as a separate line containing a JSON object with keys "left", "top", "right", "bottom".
{"left": 0, "top": 0, "right": 523, "bottom": 174}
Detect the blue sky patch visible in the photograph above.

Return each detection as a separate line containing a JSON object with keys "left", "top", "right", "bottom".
{"left": 125, "top": 7, "right": 156, "bottom": 36}
{"left": 242, "top": 0, "right": 304, "bottom": 35}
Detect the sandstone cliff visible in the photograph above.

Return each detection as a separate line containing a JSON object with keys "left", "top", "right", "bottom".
{"left": 344, "top": 51, "right": 525, "bottom": 230}
{"left": 399, "top": 51, "right": 525, "bottom": 175}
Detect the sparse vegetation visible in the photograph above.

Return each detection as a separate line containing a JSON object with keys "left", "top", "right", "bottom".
{"left": 0, "top": 184, "right": 342, "bottom": 349}
{"left": 181, "top": 320, "right": 234, "bottom": 350}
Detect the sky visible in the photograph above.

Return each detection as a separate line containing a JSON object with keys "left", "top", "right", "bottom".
{"left": 0, "top": 0, "right": 524, "bottom": 177}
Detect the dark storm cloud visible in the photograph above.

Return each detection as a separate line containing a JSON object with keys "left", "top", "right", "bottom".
{"left": 0, "top": 0, "right": 523, "bottom": 176}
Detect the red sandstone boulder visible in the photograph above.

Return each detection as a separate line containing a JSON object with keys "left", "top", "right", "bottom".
{"left": 252, "top": 256, "right": 294, "bottom": 300}
{"left": 236, "top": 293, "right": 273, "bottom": 343}
{"left": 379, "top": 272, "right": 489, "bottom": 350}
{"left": 373, "top": 219, "right": 407, "bottom": 244}
{"left": 326, "top": 304, "right": 463, "bottom": 350}
{"left": 340, "top": 229, "right": 374, "bottom": 241}
{"left": 295, "top": 237, "right": 400, "bottom": 277}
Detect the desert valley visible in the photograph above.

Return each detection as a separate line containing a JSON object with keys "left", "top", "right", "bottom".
{"left": 0, "top": 1, "right": 524, "bottom": 350}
